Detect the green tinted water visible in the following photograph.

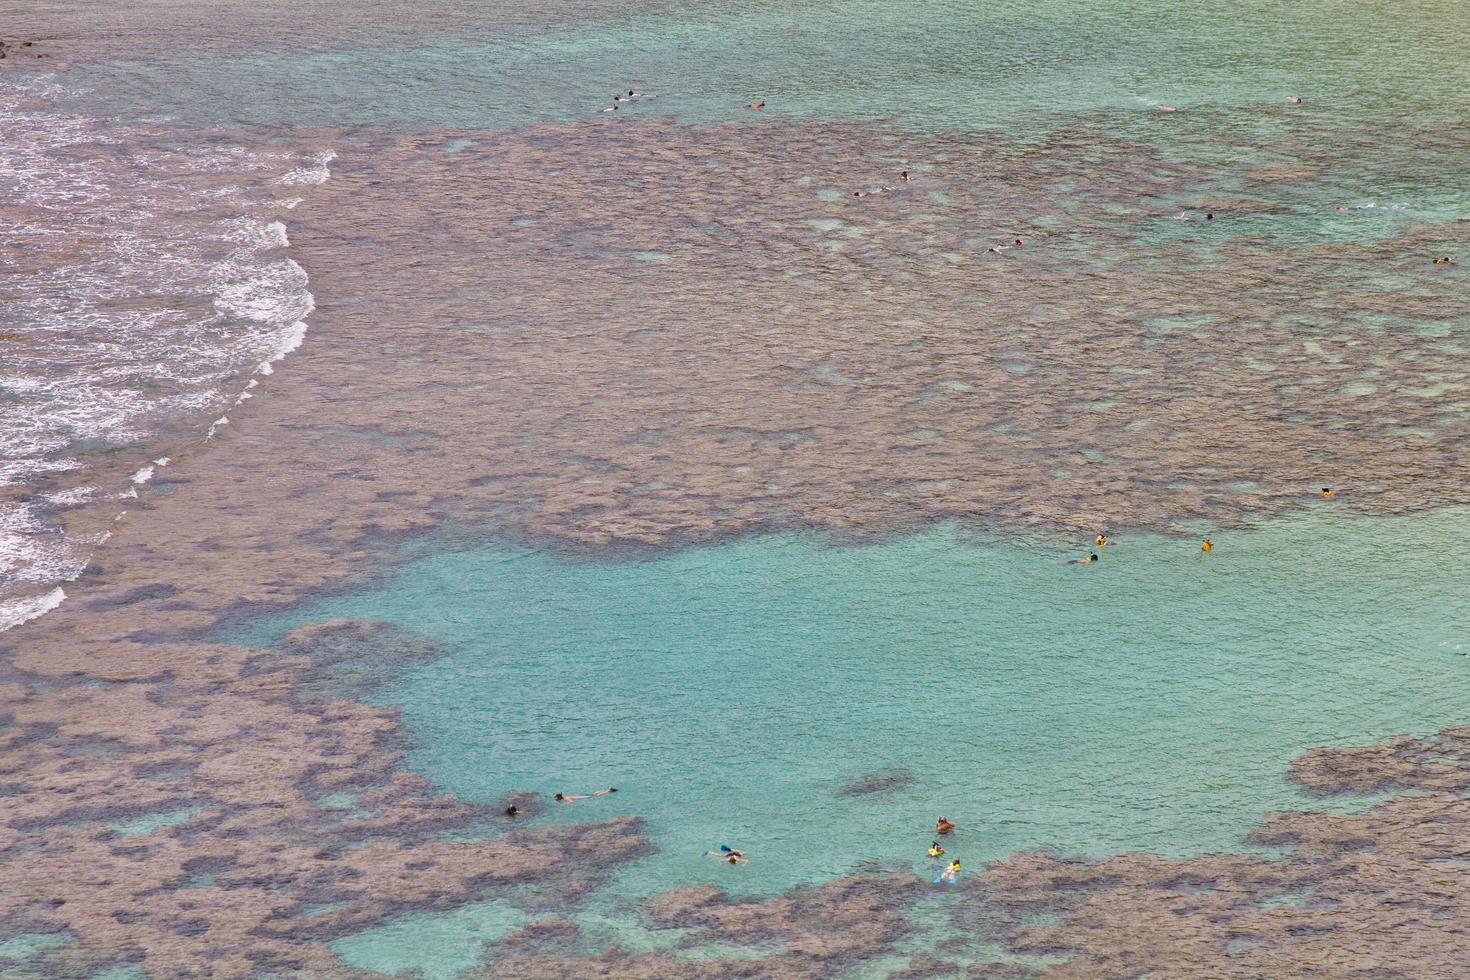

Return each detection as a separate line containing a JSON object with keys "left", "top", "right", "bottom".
{"left": 79, "top": 0, "right": 1469, "bottom": 972}
{"left": 235, "top": 507, "right": 1470, "bottom": 974}
{"left": 77, "top": 0, "right": 1470, "bottom": 135}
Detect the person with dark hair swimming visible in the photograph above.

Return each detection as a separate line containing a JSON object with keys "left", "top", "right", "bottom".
{"left": 555, "top": 787, "right": 616, "bottom": 803}
{"left": 703, "top": 844, "right": 747, "bottom": 864}
{"left": 505, "top": 805, "right": 519, "bottom": 817}
{"left": 927, "top": 841, "right": 946, "bottom": 858}
{"left": 1068, "top": 552, "right": 1099, "bottom": 565}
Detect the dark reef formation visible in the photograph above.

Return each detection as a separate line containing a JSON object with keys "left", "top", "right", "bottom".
{"left": 1, "top": 20, "right": 1468, "bottom": 974}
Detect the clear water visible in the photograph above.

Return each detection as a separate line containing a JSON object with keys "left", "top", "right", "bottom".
{"left": 234, "top": 507, "right": 1470, "bottom": 973}
{"left": 18, "top": 0, "right": 1470, "bottom": 973}
{"left": 71, "top": 0, "right": 1470, "bottom": 134}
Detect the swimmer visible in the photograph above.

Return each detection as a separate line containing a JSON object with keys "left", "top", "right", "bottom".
{"left": 935, "top": 859, "right": 961, "bottom": 884}
{"left": 505, "top": 805, "right": 519, "bottom": 817}
{"left": 554, "top": 793, "right": 587, "bottom": 802}
{"left": 1206, "top": 212, "right": 1215, "bottom": 221}
{"left": 703, "top": 844, "right": 747, "bottom": 864}
{"left": 935, "top": 816, "right": 956, "bottom": 835}
{"left": 1321, "top": 487, "right": 1334, "bottom": 499}
{"left": 593, "top": 787, "right": 618, "bottom": 796}
{"left": 1095, "top": 534, "right": 1108, "bottom": 547}
{"left": 927, "top": 841, "right": 946, "bottom": 858}
{"left": 900, "top": 170, "right": 911, "bottom": 181}
{"left": 1433, "top": 256, "right": 1456, "bottom": 266}
{"left": 1158, "top": 105, "right": 1178, "bottom": 113}
{"left": 601, "top": 104, "right": 618, "bottom": 113}
{"left": 1013, "top": 238, "right": 1024, "bottom": 246}
{"left": 1201, "top": 538, "right": 1213, "bottom": 553}
{"left": 1288, "top": 96, "right": 1304, "bottom": 104}
{"left": 1067, "top": 552, "right": 1099, "bottom": 565}
{"left": 747, "top": 101, "right": 765, "bottom": 109}
{"left": 854, "top": 190, "right": 868, "bottom": 198}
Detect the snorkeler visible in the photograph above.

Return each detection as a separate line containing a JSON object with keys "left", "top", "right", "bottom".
{"left": 927, "top": 841, "right": 946, "bottom": 858}
{"left": 934, "top": 859, "right": 961, "bottom": 884}
{"left": 704, "top": 845, "right": 748, "bottom": 864}
{"left": 1321, "top": 487, "right": 1334, "bottom": 499}
{"left": 1201, "top": 538, "right": 1213, "bottom": 552}
{"left": 935, "top": 816, "right": 957, "bottom": 835}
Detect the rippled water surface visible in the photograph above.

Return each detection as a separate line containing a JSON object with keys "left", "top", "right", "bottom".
{"left": 237, "top": 507, "right": 1470, "bottom": 974}
{"left": 6, "top": 0, "right": 1470, "bottom": 974}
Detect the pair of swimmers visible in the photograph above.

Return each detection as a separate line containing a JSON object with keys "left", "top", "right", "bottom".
{"left": 503, "top": 787, "right": 618, "bottom": 816}
{"left": 1433, "top": 256, "right": 1457, "bottom": 266}
{"left": 603, "top": 90, "right": 650, "bottom": 112}
{"left": 925, "top": 840, "right": 961, "bottom": 883}
{"left": 855, "top": 174, "right": 917, "bottom": 198}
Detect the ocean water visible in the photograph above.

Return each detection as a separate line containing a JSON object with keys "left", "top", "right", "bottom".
{"left": 7, "top": 0, "right": 1470, "bottom": 973}
{"left": 0, "top": 77, "right": 327, "bottom": 630}
{"left": 234, "top": 506, "right": 1470, "bottom": 974}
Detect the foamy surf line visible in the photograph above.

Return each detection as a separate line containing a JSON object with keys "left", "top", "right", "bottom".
{"left": 0, "top": 77, "right": 331, "bottom": 633}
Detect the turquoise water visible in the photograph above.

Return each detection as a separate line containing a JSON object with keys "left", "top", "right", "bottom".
{"left": 74, "top": 1, "right": 1470, "bottom": 137}
{"left": 29, "top": 0, "right": 1469, "bottom": 973}
{"left": 237, "top": 506, "right": 1470, "bottom": 972}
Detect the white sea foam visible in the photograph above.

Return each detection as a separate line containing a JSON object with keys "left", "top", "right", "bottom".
{"left": 0, "top": 77, "right": 330, "bottom": 632}
{"left": 277, "top": 150, "right": 337, "bottom": 186}
{"left": 0, "top": 587, "right": 67, "bottom": 634}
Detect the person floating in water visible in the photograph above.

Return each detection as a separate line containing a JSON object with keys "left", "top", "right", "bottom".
{"left": 704, "top": 845, "right": 747, "bottom": 864}
{"left": 1068, "top": 552, "right": 1099, "bottom": 565}
{"left": 1433, "top": 256, "right": 1457, "bottom": 266}
{"left": 747, "top": 100, "right": 765, "bottom": 109}
{"left": 935, "top": 816, "right": 956, "bottom": 835}
{"left": 934, "top": 859, "right": 961, "bottom": 884}
{"left": 555, "top": 788, "right": 617, "bottom": 803}
{"left": 927, "top": 841, "right": 946, "bottom": 858}
{"left": 1095, "top": 533, "right": 1108, "bottom": 547}
{"left": 1288, "top": 96, "right": 1304, "bottom": 104}
{"left": 1321, "top": 487, "right": 1334, "bottom": 499}
{"left": 601, "top": 103, "right": 618, "bottom": 113}
{"left": 900, "top": 170, "right": 911, "bottom": 181}
{"left": 1158, "top": 105, "right": 1178, "bottom": 113}
{"left": 1201, "top": 538, "right": 1213, "bottom": 553}
{"left": 505, "top": 805, "right": 519, "bottom": 817}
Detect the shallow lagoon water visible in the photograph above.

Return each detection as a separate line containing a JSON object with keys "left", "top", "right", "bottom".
{"left": 235, "top": 507, "right": 1470, "bottom": 972}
